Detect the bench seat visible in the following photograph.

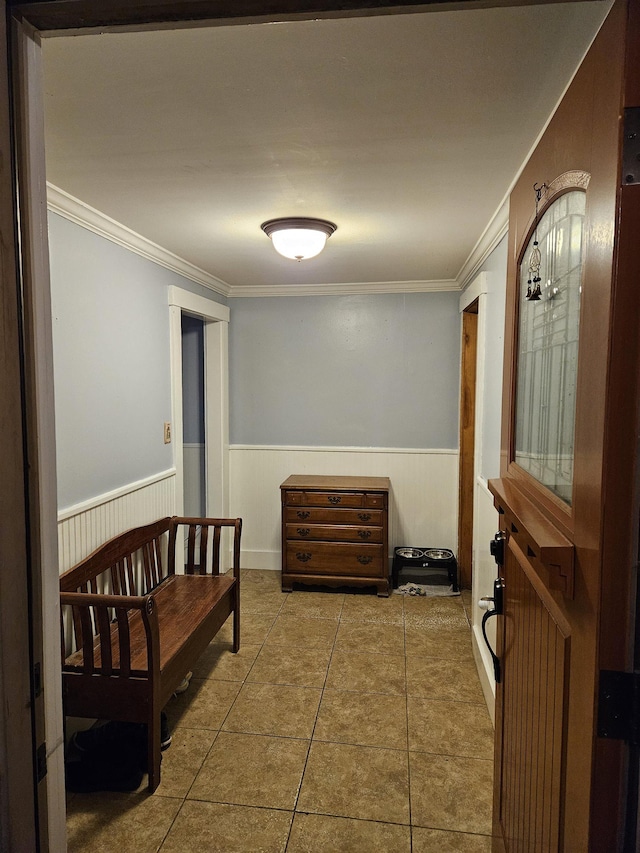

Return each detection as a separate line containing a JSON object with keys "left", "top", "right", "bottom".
{"left": 64, "top": 574, "right": 235, "bottom": 676}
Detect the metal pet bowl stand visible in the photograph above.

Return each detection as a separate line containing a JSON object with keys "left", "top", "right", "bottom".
{"left": 391, "top": 547, "right": 459, "bottom": 591}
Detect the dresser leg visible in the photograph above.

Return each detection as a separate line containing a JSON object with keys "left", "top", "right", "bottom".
{"left": 376, "top": 581, "right": 390, "bottom": 598}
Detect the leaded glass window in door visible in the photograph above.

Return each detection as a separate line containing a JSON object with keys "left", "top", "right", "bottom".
{"left": 514, "top": 190, "right": 585, "bottom": 504}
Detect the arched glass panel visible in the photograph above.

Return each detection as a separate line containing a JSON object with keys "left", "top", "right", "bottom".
{"left": 514, "top": 190, "right": 585, "bottom": 505}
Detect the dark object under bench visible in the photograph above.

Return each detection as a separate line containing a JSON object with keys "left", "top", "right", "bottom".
{"left": 59, "top": 515, "right": 242, "bottom": 792}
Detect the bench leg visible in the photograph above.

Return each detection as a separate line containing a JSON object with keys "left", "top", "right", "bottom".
{"left": 233, "top": 583, "right": 240, "bottom": 653}
{"left": 147, "top": 712, "right": 161, "bottom": 793}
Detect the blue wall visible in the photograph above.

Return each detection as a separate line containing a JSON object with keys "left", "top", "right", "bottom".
{"left": 228, "top": 291, "right": 461, "bottom": 448}
{"left": 49, "top": 213, "right": 225, "bottom": 508}
{"left": 50, "top": 213, "right": 471, "bottom": 507}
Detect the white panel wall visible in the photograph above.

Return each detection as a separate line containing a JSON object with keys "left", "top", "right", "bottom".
{"left": 229, "top": 446, "right": 458, "bottom": 570}
{"left": 57, "top": 470, "right": 176, "bottom": 573}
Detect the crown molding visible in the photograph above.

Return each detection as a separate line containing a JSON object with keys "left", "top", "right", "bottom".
{"left": 455, "top": 197, "right": 509, "bottom": 291}
{"left": 47, "top": 182, "right": 512, "bottom": 298}
{"left": 228, "top": 279, "right": 460, "bottom": 297}
{"left": 46, "top": 183, "right": 231, "bottom": 297}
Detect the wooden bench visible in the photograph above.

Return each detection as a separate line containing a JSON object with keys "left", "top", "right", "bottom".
{"left": 59, "top": 515, "right": 241, "bottom": 792}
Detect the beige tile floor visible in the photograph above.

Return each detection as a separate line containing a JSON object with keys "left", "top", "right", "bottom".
{"left": 66, "top": 571, "right": 494, "bottom": 852}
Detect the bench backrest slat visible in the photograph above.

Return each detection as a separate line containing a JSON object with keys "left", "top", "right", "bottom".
{"left": 110, "top": 559, "right": 122, "bottom": 595}
{"left": 72, "top": 600, "right": 83, "bottom": 651}
{"left": 78, "top": 606, "right": 95, "bottom": 674}
{"left": 154, "top": 537, "right": 164, "bottom": 585}
{"left": 125, "top": 553, "right": 136, "bottom": 595}
{"left": 116, "top": 610, "right": 132, "bottom": 677}
{"left": 199, "top": 524, "right": 209, "bottom": 575}
{"left": 212, "top": 526, "right": 221, "bottom": 575}
{"left": 142, "top": 541, "right": 153, "bottom": 591}
{"left": 186, "top": 524, "right": 197, "bottom": 573}
{"left": 96, "top": 607, "right": 113, "bottom": 674}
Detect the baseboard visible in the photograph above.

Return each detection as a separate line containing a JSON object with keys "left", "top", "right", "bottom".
{"left": 472, "top": 623, "right": 496, "bottom": 726}
{"left": 241, "top": 550, "right": 281, "bottom": 571}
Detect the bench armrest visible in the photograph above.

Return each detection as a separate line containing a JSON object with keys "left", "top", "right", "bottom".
{"left": 60, "top": 591, "right": 152, "bottom": 610}
{"left": 61, "top": 590, "right": 159, "bottom": 677}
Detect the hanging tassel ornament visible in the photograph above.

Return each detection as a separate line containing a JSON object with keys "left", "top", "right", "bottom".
{"left": 526, "top": 182, "right": 547, "bottom": 301}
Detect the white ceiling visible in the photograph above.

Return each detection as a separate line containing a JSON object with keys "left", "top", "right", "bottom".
{"left": 41, "top": 3, "right": 609, "bottom": 295}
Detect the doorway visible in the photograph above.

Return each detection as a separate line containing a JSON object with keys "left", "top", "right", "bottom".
{"left": 181, "top": 313, "right": 206, "bottom": 517}
{"left": 169, "top": 286, "right": 230, "bottom": 521}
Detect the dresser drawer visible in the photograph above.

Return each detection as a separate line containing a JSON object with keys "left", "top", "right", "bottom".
{"left": 284, "top": 490, "right": 364, "bottom": 509}
{"left": 286, "top": 523, "right": 383, "bottom": 544}
{"left": 284, "top": 507, "right": 383, "bottom": 526}
{"left": 285, "top": 542, "right": 384, "bottom": 577}
{"left": 284, "top": 490, "right": 388, "bottom": 510}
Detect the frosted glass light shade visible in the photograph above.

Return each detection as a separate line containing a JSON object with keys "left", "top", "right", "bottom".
{"left": 271, "top": 227, "right": 327, "bottom": 260}
{"left": 261, "top": 217, "right": 337, "bottom": 261}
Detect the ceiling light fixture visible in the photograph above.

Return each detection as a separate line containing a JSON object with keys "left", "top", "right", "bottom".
{"left": 261, "top": 217, "right": 337, "bottom": 261}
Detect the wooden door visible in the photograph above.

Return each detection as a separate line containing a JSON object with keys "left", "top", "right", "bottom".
{"left": 489, "top": 1, "right": 640, "bottom": 850}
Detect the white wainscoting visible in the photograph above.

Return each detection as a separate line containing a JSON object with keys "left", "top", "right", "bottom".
{"left": 229, "top": 445, "right": 459, "bottom": 571}
{"left": 57, "top": 469, "right": 177, "bottom": 573}
{"left": 471, "top": 475, "right": 500, "bottom": 723}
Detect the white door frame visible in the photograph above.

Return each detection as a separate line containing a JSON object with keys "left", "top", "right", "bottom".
{"left": 168, "top": 286, "right": 230, "bottom": 519}
{"left": 12, "top": 19, "right": 65, "bottom": 850}
{"left": 459, "top": 273, "right": 498, "bottom": 715}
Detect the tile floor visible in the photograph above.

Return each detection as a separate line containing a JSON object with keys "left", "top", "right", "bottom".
{"left": 66, "top": 571, "right": 494, "bottom": 852}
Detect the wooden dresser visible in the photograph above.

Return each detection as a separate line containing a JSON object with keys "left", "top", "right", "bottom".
{"left": 280, "top": 475, "right": 391, "bottom": 597}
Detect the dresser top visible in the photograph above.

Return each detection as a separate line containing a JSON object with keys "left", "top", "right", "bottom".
{"left": 280, "top": 475, "right": 390, "bottom": 491}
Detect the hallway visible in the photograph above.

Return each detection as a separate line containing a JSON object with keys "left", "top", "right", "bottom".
{"left": 65, "top": 570, "right": 494, "bottom": 852}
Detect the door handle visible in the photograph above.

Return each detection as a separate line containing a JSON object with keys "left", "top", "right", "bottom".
{"left": 479, "top": 576, "right": 505, "bottom": 683}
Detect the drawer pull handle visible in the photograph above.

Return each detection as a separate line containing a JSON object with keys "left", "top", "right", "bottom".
{"left": 328, "top": 496, "right": 342, "bottom": 504}
{"left": 358, "top": 530, "right": 372, "bottom": 540}
{"left": 297, "top": 528, "right": 310, "bottom": 537}
{"left": 357, "top": 555, "right": 373, "bottom": 565}
{"left": 358, "top": 513, "right": 372, "bottom": 522}
{"left": 296, "top": 552, "right": 312, "bottom": 563}
{"left": 296, "top": 511, "right": 310, "bottom": 519}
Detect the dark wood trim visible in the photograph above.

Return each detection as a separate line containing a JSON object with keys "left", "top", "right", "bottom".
{"left": 7, "top": 0, "right": 598, "bottom": 33}
{"left": 489, "top": 477, "right": 574, "bottom": 597}
{"left": 0, "top": 4, "right": 38, "bottom": 851}
{"left": 590, "top": 1, "right": 640, "bottom": 847}
{"left": 457, "top": 302, "right": 478, "bottom": 590}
